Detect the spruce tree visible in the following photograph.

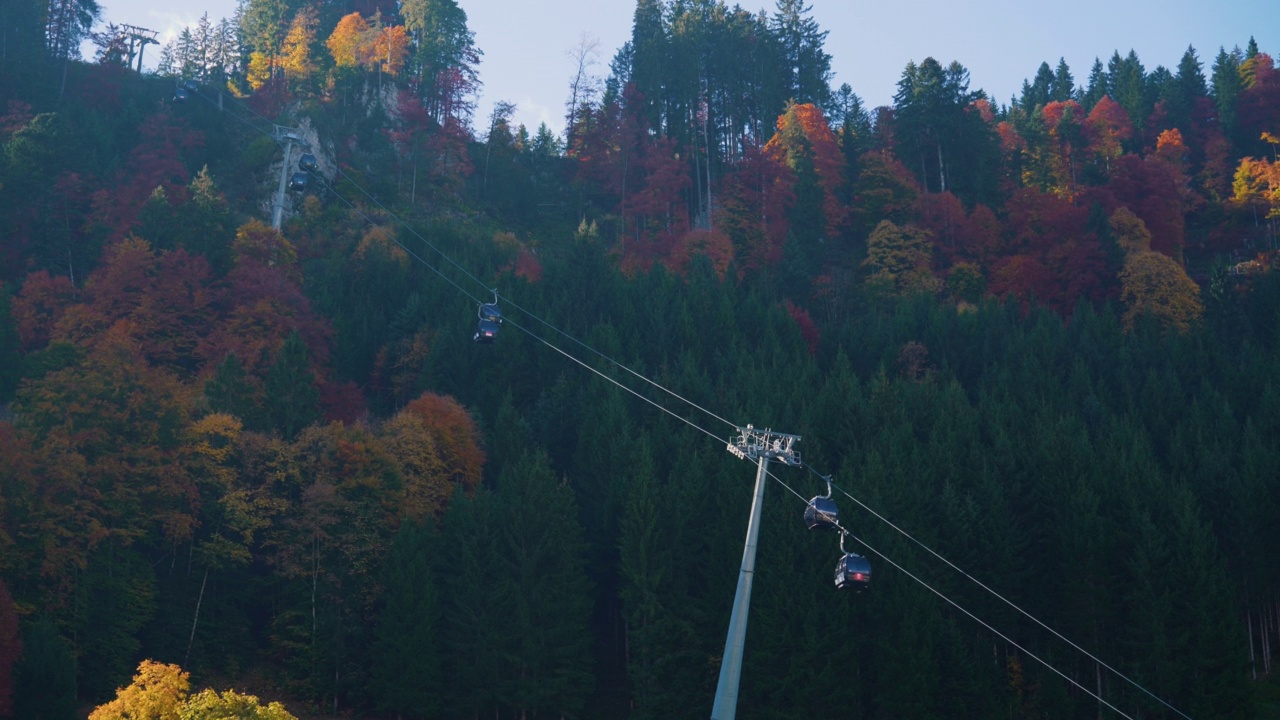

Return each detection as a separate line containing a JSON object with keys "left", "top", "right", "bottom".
{"left": 263, "top": 332, "right": 320, "bottom": 441}
{"left": 495, "top": 451, "right": 593, "bottom": 717}
{"left": 1082, "top": 57, "right": 1108, "bottom": 110}
{"left": 205, "top": 352, "right": 261, "bottom": 430}
{"left": 370, "top": 520, "right": 442, "bottom": 718}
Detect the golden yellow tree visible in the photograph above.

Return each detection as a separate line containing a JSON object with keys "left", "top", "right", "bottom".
{"left": 326, "top": 13, "right": 370, "bottom": 68}
{"left": 247, "top": 51, "right": 273, "bottom": 92}
{"left": 379, "top": 411, "right": 450, "bottom": 520}
{"left": 279, "top": 7, "right": 318, "bottom": 91}
{"left": 1110, "top": 207, "right": 1201, "bottom": 333}
{"left": 1109, "top": 207, "right": 1152, "bottom": 254}
{"left": 89, "top": 660, "right": 298, "bottom": 720}
{"left": 179, "top": 689, "right": 297, "bottom": 720}
{"left": 232, "top": 219, "right": 298, "bottom": 269}
{"left": 1232, "top": 133, "right": 1280, "bottom": 232}
{"left": 862, "top": 220, "right": 941, "bottom": 297}
{"left": 1119, "top": 250, "right": 1204, "bottom": 333}
{"left": 88, "top": 661, "right": 189, "bottom": 720}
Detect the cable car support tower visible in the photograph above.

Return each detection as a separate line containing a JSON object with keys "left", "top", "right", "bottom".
{"left": 711, "top": 425, "right": 801, "bottom": 720}
{"left": 271, "top": 125, "right": 308, "bottom": 230}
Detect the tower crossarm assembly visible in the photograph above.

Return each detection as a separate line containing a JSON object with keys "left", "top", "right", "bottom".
{"left": 120, "top": 24, "right": 158, "bottom": 72}
{"left": 726, "top": 424, "right": 801, "bottom": 466}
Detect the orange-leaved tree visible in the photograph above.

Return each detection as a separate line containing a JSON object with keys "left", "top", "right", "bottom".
{"left": 400, "top": 392, "right": 486, "bottom": 493}
{"left": 765, "top": 102, "right": 848, "bottom": 240}
{"left": 326, "top": 13, "right": 371, "bottom": 68}
{"left": 1231, "top": 133, "right": 1280, "bottom": 245}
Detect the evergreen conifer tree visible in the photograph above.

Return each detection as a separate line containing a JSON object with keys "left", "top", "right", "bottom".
{"left": 263, "top": 332, "right": 319, "bottom": 440}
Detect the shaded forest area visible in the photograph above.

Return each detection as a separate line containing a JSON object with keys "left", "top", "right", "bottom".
{"left": 3, "top": 0, "right": 1280, "bottom": 718}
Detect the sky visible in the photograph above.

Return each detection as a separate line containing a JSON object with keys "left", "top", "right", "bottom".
{"left": 92, "top": 0, "right": 1277, "bottom": 136}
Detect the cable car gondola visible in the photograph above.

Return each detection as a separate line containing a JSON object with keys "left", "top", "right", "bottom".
{"left": 834, "top": 532, "right": 871, "bottom": 592}
{"left": 474, "top": 294, "right": 502, "bottom": 343}
{"left": 804, "top": 476, "right": 839, "bottom": 531}
{"left": 173, "top": 86, "right": 189, "bottom": 103}
{"left": 298, "top": 153, "right": 318, "bottom": 172}
{"left": 288, "top": 172, "right": 309, "bottom": 191}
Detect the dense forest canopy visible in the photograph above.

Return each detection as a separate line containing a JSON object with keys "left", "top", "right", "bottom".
{"left": 2, "top": 0, "right": 1280, "bottom": 719}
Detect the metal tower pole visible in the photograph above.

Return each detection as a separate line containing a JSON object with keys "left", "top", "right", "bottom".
{"left": 711, "top": 425, "right": 801, "bottom": 720}
{"left": 271, "top": 126, "right": 306, "bottom": 231}
{"left": 272, "top": 139, "right": 294, "bottom": 230}
{"left": 710, "top": 452, "right": 770, "bottom": 720}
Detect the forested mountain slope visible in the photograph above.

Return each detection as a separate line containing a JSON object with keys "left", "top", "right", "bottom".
{"left": 2, "top": 0, "right": 1280, "bottom": 718}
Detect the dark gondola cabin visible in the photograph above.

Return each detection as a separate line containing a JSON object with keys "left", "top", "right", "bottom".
{"left": 474, "top": 318, "right": 499, "bottom": 343}
{"left": 835, "top": 553, "right": 871, "bottom": 592}
{"left": 474, "top": 302, "right": 502, "bottom": 343}
{"left": 299, "top": 153, "right": 318, "bottom": 172}
{"left": 289, "top": 172, "right": 309, "bottom": 191}
{"left": 804, "top": 496, "right": 839, "bottom": 531}
{"left": 173, "top": 87, "right": 189, "bottom": 103}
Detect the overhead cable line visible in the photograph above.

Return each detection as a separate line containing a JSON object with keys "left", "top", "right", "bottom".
{"left": 287, "top": 133, "right": 729, "bottom": 446}
{"left": 192, "top": 83, "right": 737, "bottom": 433}
{"left": 766, "top": 469, "right": 1139, "bottom": 720}
{"left": 802, "top": 464, "right": 1192, "bottom": 720}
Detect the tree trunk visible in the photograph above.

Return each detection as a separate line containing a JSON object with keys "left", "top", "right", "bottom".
{"left": 184, "top": 567, "right": 209, "bottom": 666}
{"left": 937, "top": 141, "right": 946, "bottom": 193}
{"left": 1096, "top": 661, "right": 1103, "bottom": 720}
{"left": 1249, "top": 610, "right": 1257, "bottom": 679}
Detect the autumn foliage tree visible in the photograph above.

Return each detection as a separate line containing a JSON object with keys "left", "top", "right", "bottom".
{"left": 1086, "top": 96, "right": 1134, "bottom": 174}
{"left": 863, "top": 220, "right": 940, "bottom": 297}
{"left": 1120, "top": 251, "right": 1204, "bottom": 333}
{"left": 1232, "top": 133, "right": 1280, "bottom": 245}
{"left": 765, "top": 102, "right": 848, "bottom": 241}
{"left": 989, "top": 188, "right": 1109, "bottom": 312}
{"left": 326, "top": 13, "right": 409, "bottom": 76}
{"left": 715, "top": 142, "right": 795, "bottom": 272}
{"left": 1040, "top": 100, "right": 1087, "bottom": 198}
{"left": 88, "top": 660, "right": 190, "bottom": 720}
{"left": 399, "top": 392, "right": 486, "bottom": 493}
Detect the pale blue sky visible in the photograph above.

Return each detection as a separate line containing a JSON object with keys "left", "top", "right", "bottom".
{"left": 92, "top": 0, "right": 1276, "bottom": 135}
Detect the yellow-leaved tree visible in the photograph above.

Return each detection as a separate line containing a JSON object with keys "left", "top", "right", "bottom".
{"left": 179, "top": 689, "right": 298, "bottom": 720}
{"left": 1232, "top": 133, "right": 1280, "bottom": 249}
{"left": 90, "top": 661, "right": 298, "bottom": 720}
{"left": 862, "top": 219, "right": 941, "bottom": 297}
{"left": 326, "top": 13, "right": 370, "bottom": 69}
{"left": 88, "top": 661, "right": 189, "bottom": 720}
{"left": 1111, "top": 208, "right": 1203, "bottom": 333}
{"left": 279, "top": 7, "right": 318, "bottom": 92}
